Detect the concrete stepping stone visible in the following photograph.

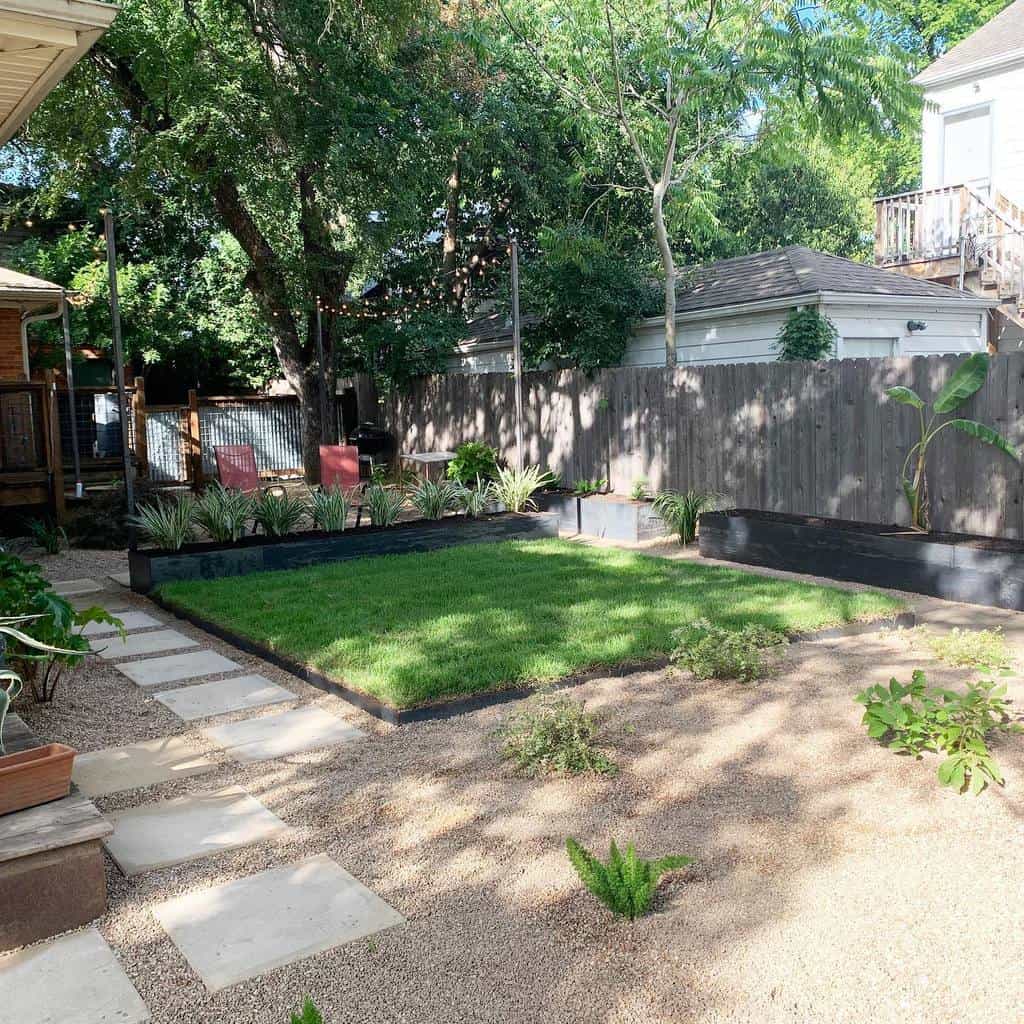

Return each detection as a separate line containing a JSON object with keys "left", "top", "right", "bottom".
{"left": 80, "top": 610, "right": 162, "bottom": 636}
{"left": 153, "top": 674, "right": 295, "bottom": 721}
{"left": 93, "top": 628, "right": 198, "bottom": 660}
{"left": 115, "top": 650, "right": 242, "bottom": 688}
{"left": 204, "top": 705, "right": 364, "bottom": 763}
{"left": 152, "top": 853, "right": 404, "bottom": 992}
{"left": 109, "top": 571, "right": 132, "bottom": 587}
{"left": 103, "top": 785, "right": 291, "bottom": 876}
{"left": 52, "top": 578, "right": 102, "bottom": 596}
{"left": 0, "top": 927, "right": 149, "bottom": 1024}
{"left": 73, "top": 735, "right": 216, "bottom": 798}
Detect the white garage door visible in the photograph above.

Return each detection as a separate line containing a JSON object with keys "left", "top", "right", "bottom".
{"left": 843, "top": 337, "right": 897, "bottom": 358}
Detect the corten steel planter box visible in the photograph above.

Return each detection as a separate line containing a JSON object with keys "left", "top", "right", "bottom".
{"left": 699, "top": 509, "right": 1024, "bottom": 611}
{"left": 533, "top": 491, "right": 669, "bottom": 542}
{"left": 129, "top": 511, "right": 560, "bottom": 592}
{"left": 0, "top": 743, "right": 76, "bottom": 816}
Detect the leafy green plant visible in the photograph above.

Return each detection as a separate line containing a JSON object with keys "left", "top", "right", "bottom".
{"left": 130, "top": 496, "right": 196, "bottom": 551}
{"left": 775, "top": 306, "right": 838, "bottom": 361}
{"left": 855, "top": 670, "right": 1023, "bottom": 794}
{"left": 307, "top": 487, "right": 354, "bottom": 532}
{"left": 193, "top": 484, "right": 253, "bottom": 543}
{"left": 565, "top": 838, "right": 693, "bottom": 921}
{"left": 446, "top": 441, "right": 499, "bottom": 485}
{"left": 408, "top": 479, "right": 462, "bottom": 520}
{"left": 289, "top": 998, "right": 323, "bottom": 1024}
{"left": 652, "top": 489, "right": 719, "bottom": 545}
{"left": 671, "top": 618, "right": 787, "bottom": 682}
{"left": 572, "top": 478, "right": 608, "bottom": 496}
{"left": 370, "top": 462, "right": 419, "bottom": 491}
{"left": 365, "top": 483, "right": 406, "bottom": 527}
{"left": 456, "top": 477, "right": 491, "bottom": 517}
{"left": 887, "top": 353, "right": 1019, "bottom": 531}
{"left": 497, "top": 690, "right": 617, "bottom": 776}
{"left": 23, "top": 516, "right": 67, "bottom": 554}
{"left": 630, "top": 479, "right": 649, "bottom": 501}
{"left": 489, "top": 465, "right": 554, "bottom": 513}
{"left": 916, "top": 627, "right": 1012, "bottom": 672}
{"left": 251, "top": 491, "right": 307, "bottom": 537}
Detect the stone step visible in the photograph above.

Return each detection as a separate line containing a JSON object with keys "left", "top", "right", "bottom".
{"left": 203, "top": 705, "right": 364, "bottom": 763}
{"left": 72, "top": 736, "right": 216, "bottom": 798}
{"left": 153, "top": 674, "right": 295, "bottom": 721}
{"left": 115, "top": 650, "right": 242, "bottom": 688}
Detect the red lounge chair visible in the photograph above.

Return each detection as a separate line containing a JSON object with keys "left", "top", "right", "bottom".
{"left": 213, "top": 444, "right": 261, "bottom": 494}
{"left": 319, "top": 444, "right": 365, "bottom": 526}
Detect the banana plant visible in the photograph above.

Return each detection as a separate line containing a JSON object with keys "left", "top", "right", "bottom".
{"left": 887, "top": 353, "right": 1019, "bottom": 531}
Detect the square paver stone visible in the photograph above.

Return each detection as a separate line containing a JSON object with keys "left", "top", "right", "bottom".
{"left": 52, "top": 578, "right": 102, "bottom": 596}
{"left": 153, "top": 853, "right": 404, "bottom": 992}
{"left": 109, "top": 571, "right": 132, "bottom": 587}
{"left": 115, "top": 650, "right": 242, "bottom": 688}
{"left": 153, "top": 674, "right": 295, "bottom": 721}
{"left": 93, "top": 628, "right": 198, "bottom": 660}
{"left": 80, "top": 611, "right": 163, "bottom": 636}
{"left": 103, "top": 785, "right": 291, "bottom": 876}
{"left": 204, "top": 705, "right": 364, "bottom": 763}
{"left": 0, "top": 927, "right": 149, "bottom": 1024}
{"left": 72, "top": 735, "right": 216, "bottom": 798}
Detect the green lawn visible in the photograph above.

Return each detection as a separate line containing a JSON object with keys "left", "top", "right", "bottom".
{"left": 158, "top": 539, "right": 904, "bottom": 709}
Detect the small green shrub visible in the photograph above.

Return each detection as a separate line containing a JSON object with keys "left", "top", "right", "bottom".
{"left": 308, "top": 487, "right": 353, "bottom": 532}
{"left": 456, "top": 477, "right": 491, "bottom": 517}
{"left": 252, "top": 491, "right": 307, "bottom": 537}
{"left": 856, "top": 670, "right": 1023, "bottom": 794}
{"left": 489, "top": 465, "right": 553, "bottom": 513}
{"left": 497, "top": 691, "right": 617, "bottom": 776}
{"left": 408, "top": 479, "right": 462, "bottom": 520}
{"left": 193, "top": 484, "right": 253, "bottom": 542}
{"left": 447, "top": 442, "right": 499, "bottom": 485}
{"left": 566, "top": 838, "right": 693, "bottom": 921}
{"left": 23, "top": 516, "right": 67, "bottom": 554}
{"left": 652, "top": 489, "right": 719, "bottom": 545}
{"left": 365, "top": 483, "right": 406, "bottom": 526}
{"left": 775, "top": 306, "right": 837, "bottom": 361}
{"left": 916, "top": 627, "right": 1013, "bottom": 671}
{"left": 630, "top": 479, "right": 649, "bottom": 501}
{"left": 573, "top": 478, "right": 608, "bottom": 496}
{"left": 290, "top": 998, "right": 323, "bottom": 1024}
{"left": 130, "top": 496, "right": 195, "bottom": 551}
{"left": 671, "top": 618, "right": 787, "bottom": 682}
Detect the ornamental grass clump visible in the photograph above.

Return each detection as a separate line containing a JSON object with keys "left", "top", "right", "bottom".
{"left": 497, "top": 690, "right": 617, "bottom": 776}
{"left": 193, "top": 483, "right": 253, "bottom": 542}
{"left": 856, "top": 669, "right": 1023, "bottom": 795}
{"left": 456, "top": 476, "right": 491, "bottom": 517}
{"left": 308, "top": 486, "right": 354, "bottom": 532}
{"left": 130, "top": 496, "right": 196, "bottom": 550}
{"left": 652, "top": 489, "right": 719, "bottom": 545}
{"left": 489, "top": 465, "right": 553, "bottom": 513}
{"left": 566, "top": 838, "right": 693, "bottom": 921}
{"left": 671, "top": 618, "right": 787, "bottom": 682}
{"left": 252, "top": 490, "right": 307, "bottom": 537}
{"left": 365, "top": 483, "right": 406, "bottom": 527}
{"left": 408, "top": 478, "right": 462, "bottom": 520}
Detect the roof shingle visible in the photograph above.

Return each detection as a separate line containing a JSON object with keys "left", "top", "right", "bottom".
{"left": 913, "top": 1, "right": 1024, "bottom": 86}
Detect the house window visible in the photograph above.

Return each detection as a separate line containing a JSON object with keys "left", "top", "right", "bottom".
{"left": 842, "top": 337, "right": 897, "bottom": 358}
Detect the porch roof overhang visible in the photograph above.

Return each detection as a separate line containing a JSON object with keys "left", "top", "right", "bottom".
{"left": 0, "top": 265, "right": 63, "bottom": 312}
{"left": 0, "top": 0, "right": 118, "bottom": 147}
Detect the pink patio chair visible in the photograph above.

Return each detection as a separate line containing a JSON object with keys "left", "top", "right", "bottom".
{"left": 319, "top": 444, "right": 366, "bottom": 526}
{"left": 214, "top": 444, "right": 261, "bottom": 494}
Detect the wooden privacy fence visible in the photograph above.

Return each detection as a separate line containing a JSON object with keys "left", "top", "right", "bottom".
{"left": 368, "top": 353, "right": 1024, "bottom": 539}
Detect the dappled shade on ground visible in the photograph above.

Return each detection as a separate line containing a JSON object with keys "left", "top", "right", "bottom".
{"left": 158, "top": 540, "right": 903, "bottom": 708}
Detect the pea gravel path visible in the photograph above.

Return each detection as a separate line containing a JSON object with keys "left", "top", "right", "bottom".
{"left": 8, "top": 544, "right": 1024, "bottom": 1024}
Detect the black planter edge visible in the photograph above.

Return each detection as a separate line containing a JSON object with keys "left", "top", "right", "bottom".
{"left": 149, "top": 593, "right": 916, "bottom": 727}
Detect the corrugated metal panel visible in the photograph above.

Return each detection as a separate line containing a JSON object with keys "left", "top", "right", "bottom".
{"left": 198, "top": 399, "right": 304, "bottom": 476}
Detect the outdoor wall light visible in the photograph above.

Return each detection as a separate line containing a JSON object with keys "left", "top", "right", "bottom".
{"left": 907, "top": 320, "right": 928, "bottom": 332}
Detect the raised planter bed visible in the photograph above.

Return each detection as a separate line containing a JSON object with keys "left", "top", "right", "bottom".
{"left": 130, "top": 511, "right": 559, "bottom": 592}
{"left": 534, "top": 491, "right": 669, "bottom": 542}
{"left": 0, "top": 742, "right": 75, "bottom": 816}
{"left": 699, "top": 509, "right": 1024, "bottom": 611}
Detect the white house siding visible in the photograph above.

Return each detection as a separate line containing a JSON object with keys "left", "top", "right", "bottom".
{"left": 921, "top": 62, "right": 1024, "bottom": 203}
{"left": 825, "top": 302, "right": 989, "bottom": 357}
{"left": 623, "top": 309, "right": 787, "bottom": 367}
{"left": 446, "top": 344, "right": 513, "bottom": 374}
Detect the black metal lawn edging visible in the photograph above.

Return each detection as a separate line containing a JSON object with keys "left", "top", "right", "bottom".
{"left": 150, "top": 590, "right": 915, "bottom": 727}
{"left": 699, "top": 509, "right": 1024, "bottom": 612}
{"left": 129, "top": 511, "right": 559, "bottom": 593}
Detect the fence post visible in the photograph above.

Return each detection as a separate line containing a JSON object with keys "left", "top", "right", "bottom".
{"left": 132, "top": 376, "right": 149, "bottom": 479}
{"left": 42, "top": 369, "right": 66, "bottom": 521}
{"left": 187, "top": 388, "right": 203, "bottom": 490}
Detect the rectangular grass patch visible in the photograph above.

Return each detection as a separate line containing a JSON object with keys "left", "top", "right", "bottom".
{"left": 158, "top": 539, "right": 905, "bottom": 709}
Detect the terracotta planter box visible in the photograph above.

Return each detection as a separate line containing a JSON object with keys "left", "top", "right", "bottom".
{"left": 699, "top": 509, "right": 1024, "bottom": 611}
{"left": 0, "top": 744, "right": 76, "bottom": 816}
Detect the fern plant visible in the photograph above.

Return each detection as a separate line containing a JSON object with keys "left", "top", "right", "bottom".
{"left": 365, "top": 483, "right": 406, "bottom": 527}
{"left": 489, "top": 465, "right": 554, "bottom": 513}
{"left": 193, "top": 484, "right": 253, "bottom": 542}
{"left": 408, "top": 479, "right": 462, "bottom": 519}
{"left": 130, "top": 497, "right": 195, "bottom": 551}
{"left": 652, "top": 489, "right": 719, "bottom": 545}
{"left": 251, "top": 491, "right": 307, "bottom": 537}
{"left": 566, "top": 838, "right": 693, "bottom": 921}
{"left": 308, "top": 487, "right": 354, "bottom": 532}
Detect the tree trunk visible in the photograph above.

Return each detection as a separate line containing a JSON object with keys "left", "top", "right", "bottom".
{"left": 296, "top": 365, "right": 327, "bottom": 484}
{"left": 652, "top": 182, "right": 677, "bottom": 367}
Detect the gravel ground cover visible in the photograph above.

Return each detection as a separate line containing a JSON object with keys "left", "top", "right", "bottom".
{"left": 7, "top": 546, "right": 1024, "bottom": 1024}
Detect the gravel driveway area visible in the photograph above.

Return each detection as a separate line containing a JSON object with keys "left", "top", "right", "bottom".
{"left": 11, "top": 546, "right": 1024, "bottom": 1024}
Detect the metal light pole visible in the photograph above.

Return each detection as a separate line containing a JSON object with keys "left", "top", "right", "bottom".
{"left": 315, "top": 302, "right": 330, "bottom": 444}
{"left": 102, "top": 207, "right": 135, "bottom": 518}
{"left": 510, "top": 239, "right": 525, "bottom": 471}
{"left": 60, "top": 293, "right": 83, "bottom": 498}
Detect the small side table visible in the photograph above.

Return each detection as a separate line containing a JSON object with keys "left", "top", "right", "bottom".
{"left": 401, "top": 451, "right": 457, "bottom": 482}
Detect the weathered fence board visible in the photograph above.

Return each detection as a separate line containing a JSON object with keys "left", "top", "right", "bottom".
{"left": 368, "top": 353, "right": 1024, "bottom": 539}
